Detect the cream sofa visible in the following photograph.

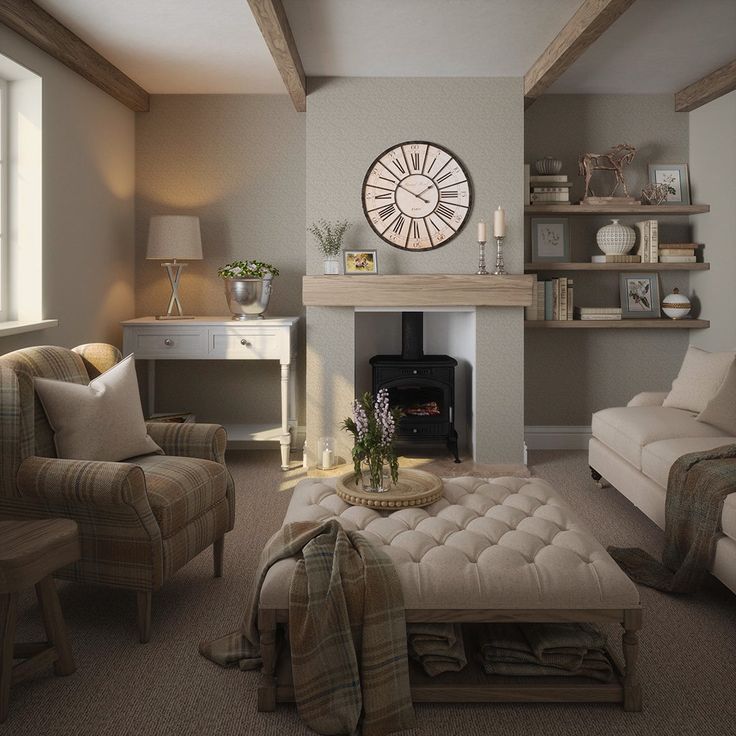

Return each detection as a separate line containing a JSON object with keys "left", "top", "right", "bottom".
{"left": 589, "top": 390, "right": 736, "bottom": 596}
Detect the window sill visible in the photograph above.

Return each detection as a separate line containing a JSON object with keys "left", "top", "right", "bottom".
{"left": 0, "top": 319, "right": 59, "bottom": 337}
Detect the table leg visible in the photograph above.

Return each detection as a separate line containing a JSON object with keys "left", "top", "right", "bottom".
{"left": 622, "top": 609, "right": 643, "bottom": 712}
{"left": 0, "top": 593, "right": 17, "bottom": 723}
{"left": 147, "top": 360, "right": 156, "bottom": 418}
{"left": 279, "top": 363, "right": 290, "bottom": 470}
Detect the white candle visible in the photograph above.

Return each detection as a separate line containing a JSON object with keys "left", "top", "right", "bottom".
{"left": 322, "top": 448, "right": 333, "bottom": 469}
{"left": 493, "top": 206, "right": 506, "bottom": 238}
{"left": 477, "top": 221, "right": 487, "bottom": 242}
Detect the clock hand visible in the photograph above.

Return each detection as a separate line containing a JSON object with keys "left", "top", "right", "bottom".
{"left": 416, "top": 183, "right": 436, "bottom": 198}
{"left": 397, "top": 182, "right": 430, "bottom": 204}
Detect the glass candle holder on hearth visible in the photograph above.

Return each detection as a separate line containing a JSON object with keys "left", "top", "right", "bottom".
{"left": 317, "top": 437, "right": 336, "bottom": 470}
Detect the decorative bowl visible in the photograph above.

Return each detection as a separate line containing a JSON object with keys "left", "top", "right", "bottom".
{"left": 535, "top": 157, "right": 563, "bottom": 175}
{"left": 662, "top": 288, "right": 692, "bottom": 319}
{"left": 224, "top": 277, "right": 272, "bottom": 320}
{"left": 596, "top": 219, "right": 636, "bottom": 255}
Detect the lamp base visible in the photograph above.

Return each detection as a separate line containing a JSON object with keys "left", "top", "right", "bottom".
{"left": 155, "top": 315, "right": 196, "bottom": 320}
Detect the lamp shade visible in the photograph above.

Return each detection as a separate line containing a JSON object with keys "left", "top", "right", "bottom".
{"left": 146, "top": 215, "right": 203, "bottom": 260}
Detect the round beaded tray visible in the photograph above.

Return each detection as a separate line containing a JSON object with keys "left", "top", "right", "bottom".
{"left": 335, "top": 469, "right": 443, "bottom": 509}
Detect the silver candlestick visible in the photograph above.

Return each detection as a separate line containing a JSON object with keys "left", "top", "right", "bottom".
{"left": 492, "top": 236, "right": 507, "bottom": 275}
{"left": 476, "top": 239, "right": 489, "bottom": 275}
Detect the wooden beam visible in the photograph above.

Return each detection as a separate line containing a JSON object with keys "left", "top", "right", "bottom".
{"left": 0, "top": 0, "right": 148, "bottom": 112}
{"left": 675, "top": 58, "right": 736, "bottom": 112}
{"left": 524, "top": 0, "right": 637, "bottom": 108}
{"left": 247, "top": 0, "right": 306, "bottom": 112}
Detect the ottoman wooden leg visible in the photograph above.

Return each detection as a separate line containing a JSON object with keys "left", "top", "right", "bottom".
{"left": 622, "top": 609, "right": 643, "bottom": 712}
{"left": 257, "top": 609, "right": 277, "bottom": 712}
{"left": 0, "top": 594, "right": 18, "bottom": 723}
{"left": 35, "top": 577, "right": 75, "bottom": 677}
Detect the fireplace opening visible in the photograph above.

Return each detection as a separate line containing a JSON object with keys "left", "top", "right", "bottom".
{"left": 370, "top": 312, "right": 460, "bottom": 463}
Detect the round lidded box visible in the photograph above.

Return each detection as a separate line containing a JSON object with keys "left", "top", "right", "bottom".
{"left": 596, "top": 219, "right": 636, "bottom": 255}
{"left": 662, "top": 288, "right": 692, "bottom": 319}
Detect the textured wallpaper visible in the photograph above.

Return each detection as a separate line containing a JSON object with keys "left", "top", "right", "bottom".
{"left": 525, "top": 95, "right": 692, "bottom": 425}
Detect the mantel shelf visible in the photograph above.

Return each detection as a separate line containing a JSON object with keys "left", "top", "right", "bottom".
{"left": 525, "top": 319, "right": 710, "bottom": 329}
{"left": 525, "top": 204, "right": 710, "bottom": 216}
{"left": 302, "top": 274, "right": 534, "bottom": 307}
{"left": 525, "top": 262, "right": 710, "bottom": 272}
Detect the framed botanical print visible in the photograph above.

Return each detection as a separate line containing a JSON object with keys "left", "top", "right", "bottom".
{"left": 648, "top": 164, "right": 691, "bottom": 205}
{"left": 619, "top": 272, "right": 661, "bottom": 318}
{"left": 530, "top": 218, "right": 570, "bottom": 262}
{"left": 343, "top": 250, "right": 378, "bottom": 275}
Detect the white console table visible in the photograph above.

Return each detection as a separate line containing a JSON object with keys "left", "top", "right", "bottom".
{"left": 122, "top": 316, "right": 299, "bottom": 470}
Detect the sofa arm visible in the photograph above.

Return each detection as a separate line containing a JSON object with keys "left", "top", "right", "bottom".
{"left": 627, "top": 391, "right": 668, "bottom": 407}
{"left": 145, "top": 422, "right": 227, "bottom": 463}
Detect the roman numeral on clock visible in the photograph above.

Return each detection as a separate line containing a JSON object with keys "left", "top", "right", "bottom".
{"left": 392, "top": 215, "right": 405, "bottom": 234}
{"left": 374, "top": 192, "right": 392, "bottom": 200}
{"left": 412, "top": 220, "right": 420, "bottom": 239}
{"left": 410, "top": 152, "right": 420, "bottom": 170}
{"left": 392, "top": 159, "right": 406, "bottom": 175}
{"left": 440, "top": 190, "right": 458, "bottom": 199}
{"left": 436, "top": 203, "right": 454, "bottom": 220}
{"left": 435, "top": 171, "right": 452, "bottom": 184}
{"left": 378, "top": 203, "right": 396, "bottom": 221}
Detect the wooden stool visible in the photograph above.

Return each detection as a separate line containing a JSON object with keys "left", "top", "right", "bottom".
{"left": 0, "top": 519, "right": 81, "bottom": 723}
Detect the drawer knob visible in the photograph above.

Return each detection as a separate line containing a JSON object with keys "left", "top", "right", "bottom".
{"left": 164, "top": 338, "right": 173, "bottom": 346}
{"left": 413, "top": 428, "right": 418, "bottom": 433}
{"left": 240, "top": 338, "right": 250, "bottom": 347}
{"left": 412, "top": 369, "right": 418, "bottom": 375}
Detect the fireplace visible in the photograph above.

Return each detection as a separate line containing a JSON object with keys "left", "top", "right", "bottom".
{"left": 370, "top": 312, "right": 460, "bottom": 462}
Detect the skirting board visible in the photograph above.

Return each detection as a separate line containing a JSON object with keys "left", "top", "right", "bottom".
{"left": 525, "top": 426, "right": 592, "bottom": 450}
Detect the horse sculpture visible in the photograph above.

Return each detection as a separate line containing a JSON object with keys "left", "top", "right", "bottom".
{"left": 578, "top": 143, "right": 636, "bottom": 200}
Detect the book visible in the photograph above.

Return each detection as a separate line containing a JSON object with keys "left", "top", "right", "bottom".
{"left": 634, "top": 221, "right": 650, "bottom": 263}
{"left": 525, "top": 279, "right": 540, "bottom": 320}
{"left": 659, "top": 248, "right": 695, "bottom": 256}
{"left": 530, "top": 175, "right": 569, "bottom": 183}
{"left": 659, "top": 255, "right": 697, "bottom": 263}
{"left": 649, "top": 219, "right": 659, "bottom": 263}
{"left": 544, "top": 281, "right": 554, "bottom": 320}
{"left": 658, "top": 243, "right": 703, "bottom": 250}
{"left": 575, "top": 306, "right": 621, "bottom": 315}
{"left": 531, "top": 184, "right": 573, "bottom": 191}
{"left": 552, "top": 279, "right": 559, "bottom": 319}
{"left": 567, "top": 280, "right": 573, "bottom": 321}
{"left": 559, "top": 277, "right": 568, "bottom": 320}
{"left": 537, "top": 284, "right": 545, "bottom": 321}
{"left": 591, "top": 254, "right": 641, "bottom": 263}
{"left": 578, "top": 314, "right": 622, "bottom": 321}
{"left": 530, "top": 192, "right": 570, "bottom": 203}
{"left": 531, "top": 186, "right": 573, "bottom": 193}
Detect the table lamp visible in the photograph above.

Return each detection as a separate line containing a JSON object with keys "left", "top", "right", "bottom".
{"left": 147, "top": 215, "right": 203, "bottom": 319}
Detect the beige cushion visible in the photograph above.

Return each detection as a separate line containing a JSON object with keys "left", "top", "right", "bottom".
{"left": 34, "top": 354, "right": 161, "bottom": 462}
{"left": 592, "top": 405, "right": 729, "bottom": 470}
{"left": 260, "top": 477, "right": 640, "bottom": 611}
{"left": 663, "top": 346, "right": 734, "bottom": 413}
{"left": 640, "top": 437, "right": 736, "bottom": 542}
{"left": 698, "top": 360, "right": 736, "bottom": 435}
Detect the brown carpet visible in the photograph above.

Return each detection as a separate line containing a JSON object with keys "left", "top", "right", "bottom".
{"left": 4, "top": 449, "right": 736, "bottom": 735}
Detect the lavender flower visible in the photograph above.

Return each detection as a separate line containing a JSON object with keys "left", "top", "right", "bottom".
{"left": 353, "top": 399, "right": 368, "bottom": 440}
{"left": 374, "top": 389, "right": 394, "bottom": 446}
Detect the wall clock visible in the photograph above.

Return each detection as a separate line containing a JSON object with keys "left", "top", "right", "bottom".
{"left": 362, "top": 141, "right": 473, "bottom": 250}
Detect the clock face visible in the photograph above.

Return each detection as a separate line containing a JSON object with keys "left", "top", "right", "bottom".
{"left": 362, "top": 141, "right": 473, "bottom": 250}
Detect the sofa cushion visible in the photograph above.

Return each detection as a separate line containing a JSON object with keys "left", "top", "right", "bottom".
{"left": 698, "top": 360, "right": 736, "bottom": 436}
{"left": 663, "top": 346, "right": 734, "bottom": 414}
{"left": 130, "top": 454, "right": 228, "bottom": 538}
{"left": 640, "top": 438, "right": 736, "bottom": 542}
{"left": 591, "top": 406, "right": 730, "bottom": 470}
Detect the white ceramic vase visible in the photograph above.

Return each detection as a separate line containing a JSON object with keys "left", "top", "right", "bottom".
{"left": 662, "top": 288, "right": 692, "bottom": 319}
{"left": 323, "top": 256, "right": 339, "bottom": 275}
{"left": 596, "top": 219, "right": 636, "bottom": 255}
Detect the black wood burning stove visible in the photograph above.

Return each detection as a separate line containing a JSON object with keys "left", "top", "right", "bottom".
{"left": 370, "top": 312, "right": 460, "bottom": 463}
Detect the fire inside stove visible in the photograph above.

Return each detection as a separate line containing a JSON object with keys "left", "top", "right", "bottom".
{"left": 389, "top": 386, "right": 443, "bottom": 419}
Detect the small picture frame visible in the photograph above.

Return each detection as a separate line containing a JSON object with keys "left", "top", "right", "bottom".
{"left": 343, "top": 249, "right": 378, "bottom": 275}
{"left": 619, "top": 272, "right": 661, "bottom": 319}
{"left": 530, "top": 218, "right": 570, "bottom": 262}
{"left": 648, "top": 164, "right": 690, "bottom": 205}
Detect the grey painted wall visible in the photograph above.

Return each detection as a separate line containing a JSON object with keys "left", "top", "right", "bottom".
{"left": 0, "top": 27, "right": 135, "bottom": 355}
{"left": 306, "top": 77, "right": 525, "bottom": 463}
{"left": 689, "top": 90, "right": 736, "bottom": 352}
{"left": 525, "top": 95, "right": 692, "bottom": 425}
{"left": 135, "top": 95, "right": 306, "bottom": 424}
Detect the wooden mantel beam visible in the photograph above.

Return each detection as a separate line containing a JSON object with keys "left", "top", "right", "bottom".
{"left": 0, "top": 0, "right": 149, "bottom": 112}
{"left": 675, "top": 59, "right": 736, "bottom": 112}
{"left": 247, "top": 0, "right": 306, "bottom": 112}
{"left": 524, "top": 0, "right": 637, "bottom": 108}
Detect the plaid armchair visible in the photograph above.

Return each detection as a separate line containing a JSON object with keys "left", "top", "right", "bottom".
{"left": 0, "top": 343, "right": 235, "bottom": 642}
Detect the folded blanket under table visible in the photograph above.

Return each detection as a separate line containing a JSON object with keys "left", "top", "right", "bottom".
{"left": 257, "top": 476, "right": 643, "bottom": 712}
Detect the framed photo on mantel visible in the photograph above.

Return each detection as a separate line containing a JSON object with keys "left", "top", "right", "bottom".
{"left": 530, "top": 218, "right": 570, "bottom": 262}
{"left": 344, "top": 249, "right": 378, "bottom": 275}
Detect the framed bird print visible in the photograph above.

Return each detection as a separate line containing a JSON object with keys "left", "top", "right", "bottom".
{"left": 362, "top": 141, "right": 473, "bottom": 251}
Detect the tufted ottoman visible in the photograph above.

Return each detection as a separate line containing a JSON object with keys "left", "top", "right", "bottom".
{"left": 257, "top": 476, "right": 642, "bottom": 712}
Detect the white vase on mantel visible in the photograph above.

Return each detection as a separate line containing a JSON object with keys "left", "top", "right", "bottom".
{"left": 323, "top": 256, "right": 339, "bottom": 275}
{"left": 596, "top": 219, "right": 636, "bottom": 255}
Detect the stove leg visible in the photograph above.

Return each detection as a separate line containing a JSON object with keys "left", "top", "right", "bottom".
{"left": 448, "top": 430, "right": 461, "bottom": 463}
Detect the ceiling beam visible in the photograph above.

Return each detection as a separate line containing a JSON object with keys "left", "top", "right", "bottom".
{"left": 524, "top": 0, "right": 637, "bottom": 108}
{"left": 0, "top": 0, "right": 148, "bottom": 112}
{"left": 675, "top": 58, "right": 736, "bottom": 113}
{"left": 247, "top": 0, "right": 306, "bottom": 112}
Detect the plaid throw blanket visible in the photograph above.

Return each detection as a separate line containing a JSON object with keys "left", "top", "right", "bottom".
{"left": 609, "top": 443, "right": 736, "bottom": 593}
{"left": 199, "top": 520, "right": 415, "bottom": 736}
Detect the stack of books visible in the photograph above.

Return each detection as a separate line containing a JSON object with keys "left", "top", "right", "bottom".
{"left": 530, "top": 175, "right": 572, "bottom": 205}
{"left": 574, "top": 307, "right": 622, "bottom": 321}
{"left": 634, "top": 220, "right": 659, "bottom": 263}
{"left": 526, "top": 277, "right": 573, "bottom": 320}
{"left": 658, "top": 243, "right": 702, "bottom": 263}
{"left": 591, "top": 254, "right": 641, "bottom": 263}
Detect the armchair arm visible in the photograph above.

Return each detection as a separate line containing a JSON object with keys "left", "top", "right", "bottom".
{"left": 145, "top": 422, "right": 227, "bottom": 463}
{"left": 627, "top": 391, "right": 668, "bottom": 407}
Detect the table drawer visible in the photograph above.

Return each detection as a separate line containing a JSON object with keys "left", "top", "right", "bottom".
{"left": 209, "top": 330, "right": 283, "bottom": 360}
{"left": 132, "top": 331, "right": 207, "bottom": 357}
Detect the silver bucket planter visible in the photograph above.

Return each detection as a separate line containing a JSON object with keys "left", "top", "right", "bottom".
{"left": 224, "top": 277, "right": 273, "bottom": 320}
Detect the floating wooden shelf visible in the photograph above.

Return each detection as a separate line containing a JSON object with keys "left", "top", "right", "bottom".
{"left": 525, "top": 319, "right": 710, "bottom": 329}
{"left": 525, "top": 204, "right": 710, "bottom": 216}
{"left": 525, "top": 262, "right": 710, "bottom": 272}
